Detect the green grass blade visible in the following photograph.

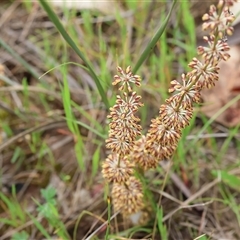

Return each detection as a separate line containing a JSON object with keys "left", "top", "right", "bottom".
{"left": 39, "top": 0, "right": 109, "bottom": 108}
{"left": 0, "top": 38, "right": 45, "bottom": 84}
{"left": 0, "top": 218, "right": 16, "bottom": 227}
{"left": 212, "top": 170, "right": 240, "bottom": 191}
{"left": 62, "top": 116, "right": 105, "bottom": 139}
{"left": 133, "top": 0, "right": 177, "bottom": 73}
{"left": 29, "top": 215, "right": 52, "bottom": 239}
{"left": 157, "top": 207, "right": 168, "bottom": 239}
{"left": 11, "top": 231, "right": 29, "bottom": 240}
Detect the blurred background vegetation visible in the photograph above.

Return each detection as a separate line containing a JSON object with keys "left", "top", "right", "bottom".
{"left": 0, "top": 0, "right": 240, "bottom": 239}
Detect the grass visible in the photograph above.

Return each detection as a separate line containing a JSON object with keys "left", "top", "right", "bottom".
{"left": 0, "top": 0, "right": 240, "bottom": 239}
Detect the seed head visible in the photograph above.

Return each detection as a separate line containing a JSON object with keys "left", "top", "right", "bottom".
{"left": 159, "top": 102, "right": 193, "bottom": 129}
{"left": 188, "top": 58, "right": 220, "bottom": 89}
{"left": 112, "top": 176, "right": 144, "bottom": 215}
{"left": 145, "top": 136, "right": 177, "bottom": 160}
{"left": 168, "top": 73, "right": 201, "bottom": 107}
{"left": 147, "top": 117, "right": 181, "bottom": 145}
{"left": 106, "top": 130, "right": 135, "bottom": 155}
{"left": 102, "top": 154, "right": 135, "bottom": 183}
{"left": 113, "top": 66, "right": 141, "bottom": 92}
{"left": 106, "top": 91, "right": 143, "bottom": 155}
{"left": 198, "top": 36, "right": 230, "bottom": 62}
{"left": 202, "top": 4, "right": 235, "bottom": 37}
{"left": 131, "top": 135, "right": 158, "bottom": 170}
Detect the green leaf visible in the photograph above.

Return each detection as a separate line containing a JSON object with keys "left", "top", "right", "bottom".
{"left": 133, "top": 0, "right": 177, "bottom": 73}
{"left": 0, "top": 218, "right": 16, "bottom": 227}
{"left": 212, "top": 170, "right": 240, "bottom": 190}
{"left": 157, "top": 207, "right": 168, "bottom": 239}
{"left": 11, "top": 231, "right": 29, "bottom": 240}
{"left": 39, "top": 0, "right": 109, "bottom": 108}
{"left": 40, "top": 186, "right": 56, "bottom": 201}
{"left": 29, "top": 215, "right": 52, "bottom": 239}
{"left": 11, "top": 147, "right": 23, "bottom": 164}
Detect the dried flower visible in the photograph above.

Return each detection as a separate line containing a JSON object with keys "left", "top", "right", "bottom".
{"left": 106, "top": 91, "right": 143, "bottom": 155}
{"left": 159, "top": 102, "right": 193, "bottom": 129}
{"left": 113, "top": 66, "right": 141, "bottom": 92}
{"left": 131, "top": 135, "right": 158, "bottom": 170}
{"left": 147, "top": 117, "right": 181, "bottom": 145}
{"left": 202, "top": 4, "right": 235, "bottom": 37}
{"left": 197, "top": 36, "right": 230, "bottom": 63}
{"left": 145, "top": 137, "right": 177, "bottom": 160}
{"left": 105, "top": 130, "right": 135, "bottom": 155}
{"left": 168, "top": 73, "right": 201, "bottom": 106}
{"left": 102, "top": 154, "right": 135, "bottom": 183}
{"left": 188, "top": 57, "right": 220, "bottom": 89}
{"left": 102, "top": 0, "right": 237, "bottom": 222}
{"left": 102, "top": 65, "right": 144, "bottom": 216}
{"left": 112, "top": 176, "right": 144, "bottom": 215}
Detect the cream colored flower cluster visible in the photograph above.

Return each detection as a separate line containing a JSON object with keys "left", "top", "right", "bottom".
{"left": 102, "top": 0, "right": 237, "bottom": 218}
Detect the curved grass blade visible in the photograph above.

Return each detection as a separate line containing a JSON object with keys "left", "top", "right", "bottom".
{"left": 133, "top": 0, "right": 177, "bottom": 74}
{"left": 39, "top": 0, "right": 109, "bottom": 108}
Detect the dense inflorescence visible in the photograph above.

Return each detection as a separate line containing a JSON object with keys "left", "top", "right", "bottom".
{"left": 102, "top": 0, "right": 237, "bottom": 219}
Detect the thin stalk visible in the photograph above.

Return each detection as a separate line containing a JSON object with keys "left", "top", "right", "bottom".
{"left": 105, "top": 196, "right": 111, "bottom": 240}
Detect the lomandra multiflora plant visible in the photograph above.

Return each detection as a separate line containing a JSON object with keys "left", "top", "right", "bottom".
{"left": 102, "top": 0, "right": 237, "bottom": 220}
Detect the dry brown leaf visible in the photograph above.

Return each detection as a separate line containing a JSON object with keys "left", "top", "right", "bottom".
{"left": 201, "top": 45, "right": 240, "bottom": 127}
